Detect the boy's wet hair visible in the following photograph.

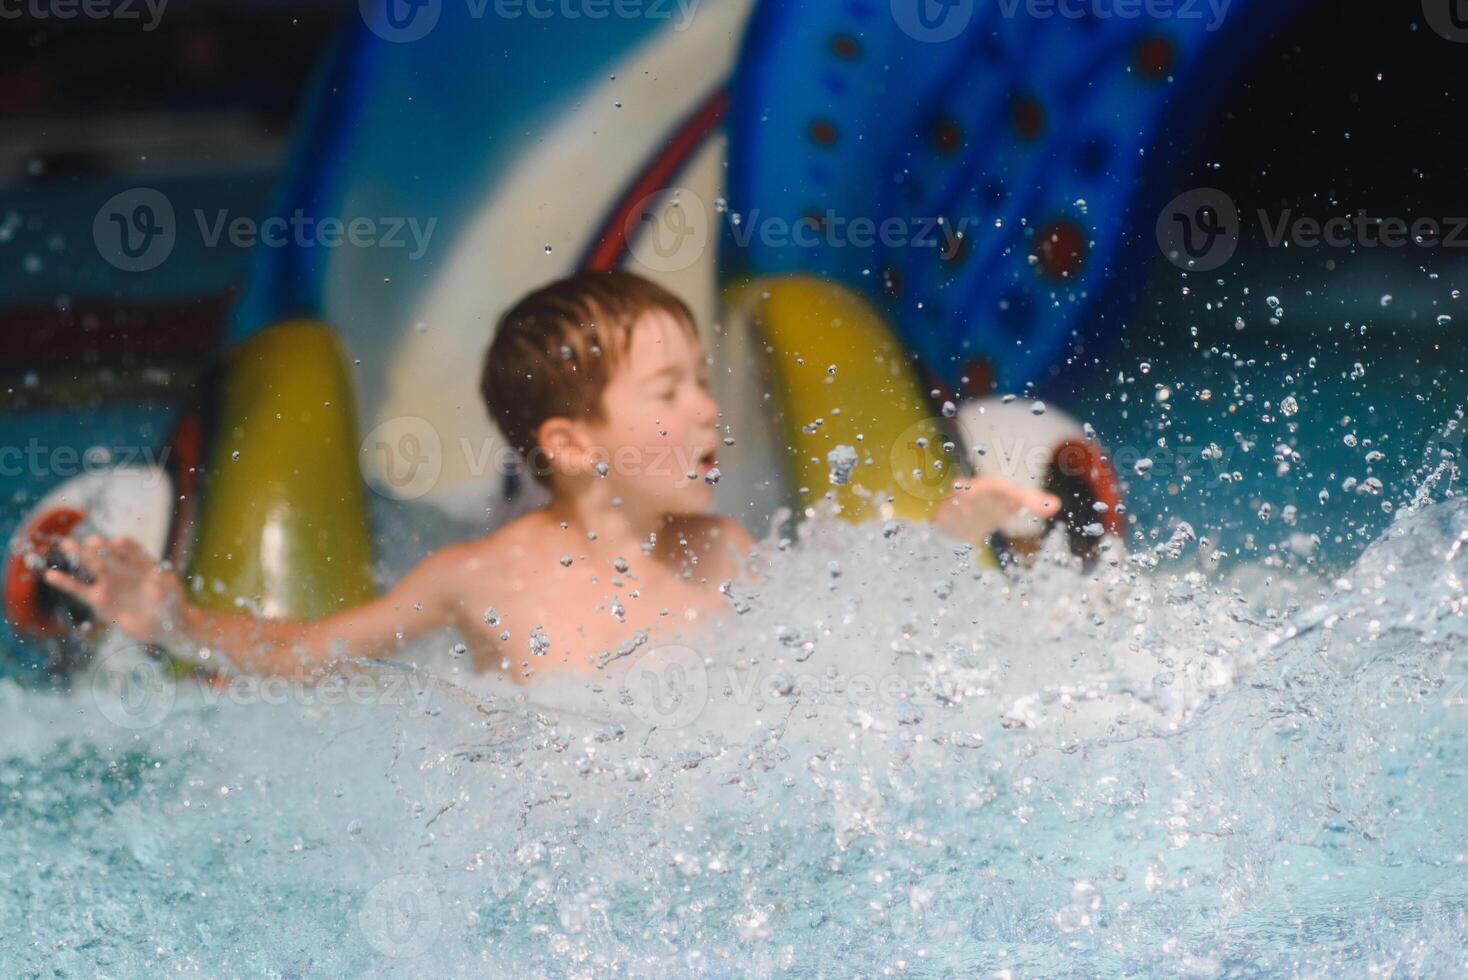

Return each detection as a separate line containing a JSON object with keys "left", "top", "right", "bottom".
{"left": 481, "top": 269, "right": 697, "bottom": 487}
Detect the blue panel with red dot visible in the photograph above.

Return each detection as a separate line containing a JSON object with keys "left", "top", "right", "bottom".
{"left": 725, "top": 0, "right": 1311, "bottom": 395}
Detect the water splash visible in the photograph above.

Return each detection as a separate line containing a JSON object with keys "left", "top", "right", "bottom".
{"left": 2, "top": 495, "right": 1465, "bottom": 975}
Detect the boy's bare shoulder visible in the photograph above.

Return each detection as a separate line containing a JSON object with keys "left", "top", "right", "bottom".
{"left": 668, "top": 513, "right": 758, "bottom": 564}
{"left": 431, "top": 511, "right": 548, "bottom": 573}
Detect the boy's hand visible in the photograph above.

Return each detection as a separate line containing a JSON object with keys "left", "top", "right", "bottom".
{"left": 43, "top": 534, "right": 185, "bottom": 646}
{"left": 931, "top": 476, "right": 1061, "bottom": 543}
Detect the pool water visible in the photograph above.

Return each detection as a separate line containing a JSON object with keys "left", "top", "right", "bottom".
{"left": 2, "top": 475, "right": 1464, "bottom": 975}
{"left": 3, "top": 271, "right": 1466, "bottom": 974}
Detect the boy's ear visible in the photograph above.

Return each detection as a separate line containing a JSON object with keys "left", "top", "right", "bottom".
{"left": 535, "top": 416, "right": 585, "bottom": 466}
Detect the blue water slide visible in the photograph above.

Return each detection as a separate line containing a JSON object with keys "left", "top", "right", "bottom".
{"left": 726, "top": 0, "right": 1312, "bottom": 393}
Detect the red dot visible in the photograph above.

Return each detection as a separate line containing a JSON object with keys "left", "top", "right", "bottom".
{"left": 809, "top": 119, "right": 839, "bottom": 146}
{"left": 1033, "top": 219, "right": 1087, "bottom": 281}
{"left": 830, "top": 33, "right": 861, "bottom": 59}
{"left": 1012, "top": 94, "right": 1045, "bottom": 140}
{"left": 1134, "top": 35, "right": 1177, "bottom": 80}
{"left": 931, "top": 118, "right": 963, "bottom": 156}
{"left": 962, "top": 357, "right": 996, "bottom": 395}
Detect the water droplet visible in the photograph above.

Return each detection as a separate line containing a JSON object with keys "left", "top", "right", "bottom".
{"left": 1280, "top": 395, "right": 1298, "bottom": 417}
{"left": 827, "top": 444, "right": 858, "bottom": 486}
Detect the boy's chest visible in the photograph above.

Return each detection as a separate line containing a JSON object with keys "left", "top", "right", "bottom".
{"left": 452, "top": 563, "right": 724, "bottom": 677}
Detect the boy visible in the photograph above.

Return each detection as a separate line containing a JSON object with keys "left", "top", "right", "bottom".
{"left": 45, "top": 271, "right": 1058, "bottom": 683}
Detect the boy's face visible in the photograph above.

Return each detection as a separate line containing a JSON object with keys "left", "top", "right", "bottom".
{"left": 578, "top": 310, "right": 721, "bottom": 515}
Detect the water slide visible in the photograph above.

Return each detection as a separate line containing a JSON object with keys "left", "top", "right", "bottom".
{"left": 7, "top": 0, "right": 1312, "bottom": 664}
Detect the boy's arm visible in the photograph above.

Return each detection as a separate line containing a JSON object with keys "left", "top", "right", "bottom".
{"left": 45, "top": 534, "right": 465, "bottom": 682}
{"left": 930, "top": 476, "right": 1060, "bottom": 542}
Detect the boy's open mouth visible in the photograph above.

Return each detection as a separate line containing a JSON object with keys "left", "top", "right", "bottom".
{"left": 696, "top": 449, "right": 717, "bottom": 472}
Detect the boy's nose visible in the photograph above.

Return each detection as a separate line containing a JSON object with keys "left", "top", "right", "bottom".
{"left": 692, "top": 387, "right": 720, "bottom": 424}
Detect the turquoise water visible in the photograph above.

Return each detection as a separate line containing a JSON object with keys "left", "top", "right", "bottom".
{"left": 2, "top": 274, "right": 1466, "bottom": 974}
{"left": 1, "top": 479, "right": 1464, "bottom": 975}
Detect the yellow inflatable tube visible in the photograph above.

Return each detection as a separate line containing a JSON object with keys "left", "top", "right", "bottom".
{"left": 727, "top": 276, "right": 974, "bottom": 534}
{"left": 188, "top": 320, "right": 377, "bottom": 619}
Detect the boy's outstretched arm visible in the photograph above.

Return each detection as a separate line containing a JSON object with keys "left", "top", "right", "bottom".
{"left": 44, "top": 533, "right": 464, "bottom": 682}
{"left": 930, "top": 476, "right": 1061, "bottom": 543}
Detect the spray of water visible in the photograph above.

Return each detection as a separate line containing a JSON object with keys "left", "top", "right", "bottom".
{"left": 2, "top": 470, "right": 1464, "bottom": 975}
